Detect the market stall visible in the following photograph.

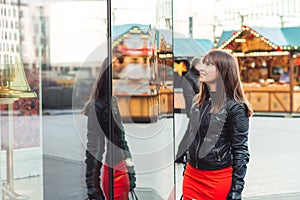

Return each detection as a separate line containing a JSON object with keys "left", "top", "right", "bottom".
{"left": 112, "top": 25, "right": 158, "bottom": 122}
{"left": 112, "top": 24, "right": 174, "bottom": 122}
{"left": 218, "top": 25, "right": 300, "bottom": 114}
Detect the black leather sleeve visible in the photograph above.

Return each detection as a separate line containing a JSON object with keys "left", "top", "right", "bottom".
{"left": 111, "top": 96, "right": 132, "bottom": 158}
{"left": 86, "top": 103, "right": 106, "bottom": 199}
{"left": 228, "top": 102, "right": 250, "bottom": 198}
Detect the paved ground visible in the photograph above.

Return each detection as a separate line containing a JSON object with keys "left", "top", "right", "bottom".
{"left": 244, "top": 193, "right": 300, "bottom": 200}
{"left": 3, "top": 113, "right": 300, "bottom": 199}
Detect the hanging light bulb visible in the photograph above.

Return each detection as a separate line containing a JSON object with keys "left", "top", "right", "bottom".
{"left": 262, "top": 60, "right": 267, "bottom": 67}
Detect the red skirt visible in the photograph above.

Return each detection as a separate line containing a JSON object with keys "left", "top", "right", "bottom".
{"left": 183, "top": 163, "right": 232, "bottom": 200}
{"left": 102, "top": 160, "right": 130, "bottom": 200}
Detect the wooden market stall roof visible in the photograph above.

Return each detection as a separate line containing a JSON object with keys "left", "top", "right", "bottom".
{"left": 112, "top": 23, "right": 151, "bottom": 40}
{"left": 281, "top": 27, "right": 300, "bottom": 47}
{"left": 174, "top": 38, "right": 208, "bottom": 58}
{"left": 194, "top": 39, "right": 214, "bottom": 52}
{"left": 156, "top": 29, "right": 214, "bottom": 57}
{"left": 217, "top": 25, "right": 300, "bottom": 52}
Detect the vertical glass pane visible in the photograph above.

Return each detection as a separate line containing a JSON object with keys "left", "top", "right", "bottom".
{"left": 1, "top": 0, "right": 112, "bottom": 199}
{"left": 1, "top": 0, "right": 42, "bottom": 199}
{"left": 111, "top": 0, "right": 174, "bottom": 199}
{"left": 1, "top": 0, "right": 176, "bottom": 199}
{"left": 39, "top": 1, "right": 108, "bottom": 200}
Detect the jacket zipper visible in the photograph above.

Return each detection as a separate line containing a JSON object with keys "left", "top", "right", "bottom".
{"left": 195, "top": 99, "right": 211, "bottom": 168}
{"left": 216, "top": 148, "right": 221, "bottom": 161}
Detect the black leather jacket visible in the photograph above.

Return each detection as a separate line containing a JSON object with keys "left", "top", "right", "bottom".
{"left": 187, "top": 96, "right": 250, "bottom": 199}
{"left": 86, "top": 96, "right": 131, "bottom": 166}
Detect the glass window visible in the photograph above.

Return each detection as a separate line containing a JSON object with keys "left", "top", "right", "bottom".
{"left": 1, "top": 1, "right": 174, "bottom": 200}
{"left": 110, "top": 1, "right": 174, "bottom": 199}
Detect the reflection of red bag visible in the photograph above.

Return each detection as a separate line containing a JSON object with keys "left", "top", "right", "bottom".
{"left": 102, "top": 161, "right": 130, "bottom": 200}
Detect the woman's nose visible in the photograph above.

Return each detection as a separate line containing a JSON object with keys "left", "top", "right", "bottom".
{"left": 199, "top": 65, "right": 205, "bottom": 71}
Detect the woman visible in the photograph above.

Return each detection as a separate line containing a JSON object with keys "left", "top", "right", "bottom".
{"left": 182, "top": 50, "right": 253, "bottom": 200}
{"left": 82, "top": 58, "right": 136, "bottom": 200}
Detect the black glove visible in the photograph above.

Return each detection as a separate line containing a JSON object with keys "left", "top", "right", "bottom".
{"left": 125, "top": 158, "right": 136, "bottom": 191}
{"left": 175, "top": 152, "right": 187, "bottom": 164}
{"left": 85, "top": 151, "right": 105, "bottom": 200}
{"left": 227, "top": 191, "right": 241, "bottom": 200}
{"left": 127, "top": 165, "right": 136, "bottom": 191}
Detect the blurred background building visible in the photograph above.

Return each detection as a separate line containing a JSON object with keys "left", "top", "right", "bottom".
{"left": 172, "top": 0, "right": 300, "bottom": 46}
{"left": 0, "top": 0, "right": 20, "bottom": 65}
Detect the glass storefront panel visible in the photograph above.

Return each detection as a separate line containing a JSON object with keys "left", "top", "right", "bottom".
{"left": 111, "top": 0, "right": 174, "bottom": 199}
{"left": 1, "top": 0, "right": 42, "bottom": 199}
{"left": 2, "top": 0, "right": 175, "bottom": 200}
{"left": 42, "top": 1, "right": 108, "bottom": 200}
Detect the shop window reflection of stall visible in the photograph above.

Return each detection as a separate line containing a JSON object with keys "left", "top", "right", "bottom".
{"left": 112, "top": 25, "right": 159, "bottom": 122}
{"left": 157, "top": 52, "right": 173, "bottom": 117}
{"left": 156, "top": 30, "right": 173, "bottom": 117}
{"left": 112, "top": 25, "right": 174, "bottom": 122}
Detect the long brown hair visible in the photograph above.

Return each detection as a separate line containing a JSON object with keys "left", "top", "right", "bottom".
{"left": 195, "top": 50, "right": 253, "bottom": 117}
{"left": 82, "top": 58, "right": 109, "bottom": 115}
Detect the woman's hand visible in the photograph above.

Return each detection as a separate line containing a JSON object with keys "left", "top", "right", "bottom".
{"left": 125, "top": 158, "right": 136, "bottom": 191}
{"left": 227, "top": 191, "right": 241, "bottom": 200}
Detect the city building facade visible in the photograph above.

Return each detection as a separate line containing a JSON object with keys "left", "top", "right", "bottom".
{"left": 0, "top": 0, "right": 19, "bottom": 66}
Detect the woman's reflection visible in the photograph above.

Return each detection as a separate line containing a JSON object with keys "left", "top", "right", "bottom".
{"left": 82, "top": 58, "right": 136, "bottom": 200}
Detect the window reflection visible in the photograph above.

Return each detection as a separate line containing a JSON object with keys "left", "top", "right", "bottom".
{"left": 1, "top": 0, "right": 41, "bottom": 200}
{"left": 111, "top": 0, "right": 174, "bottom": 199}
{"left": 1, "top": 0, "right": 174, "bottom": 199}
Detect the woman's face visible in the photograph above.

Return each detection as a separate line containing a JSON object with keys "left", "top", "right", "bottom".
{"left": 199, "top": 62, "right": 218, "bottom": 84}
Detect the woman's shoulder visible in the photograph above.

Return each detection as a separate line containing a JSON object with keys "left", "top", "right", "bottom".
{"left": 226, "top": 98, "right": 247, "bottom": 110}
{"left": 225, "top": 98, "right": 248, "bottom": 118}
